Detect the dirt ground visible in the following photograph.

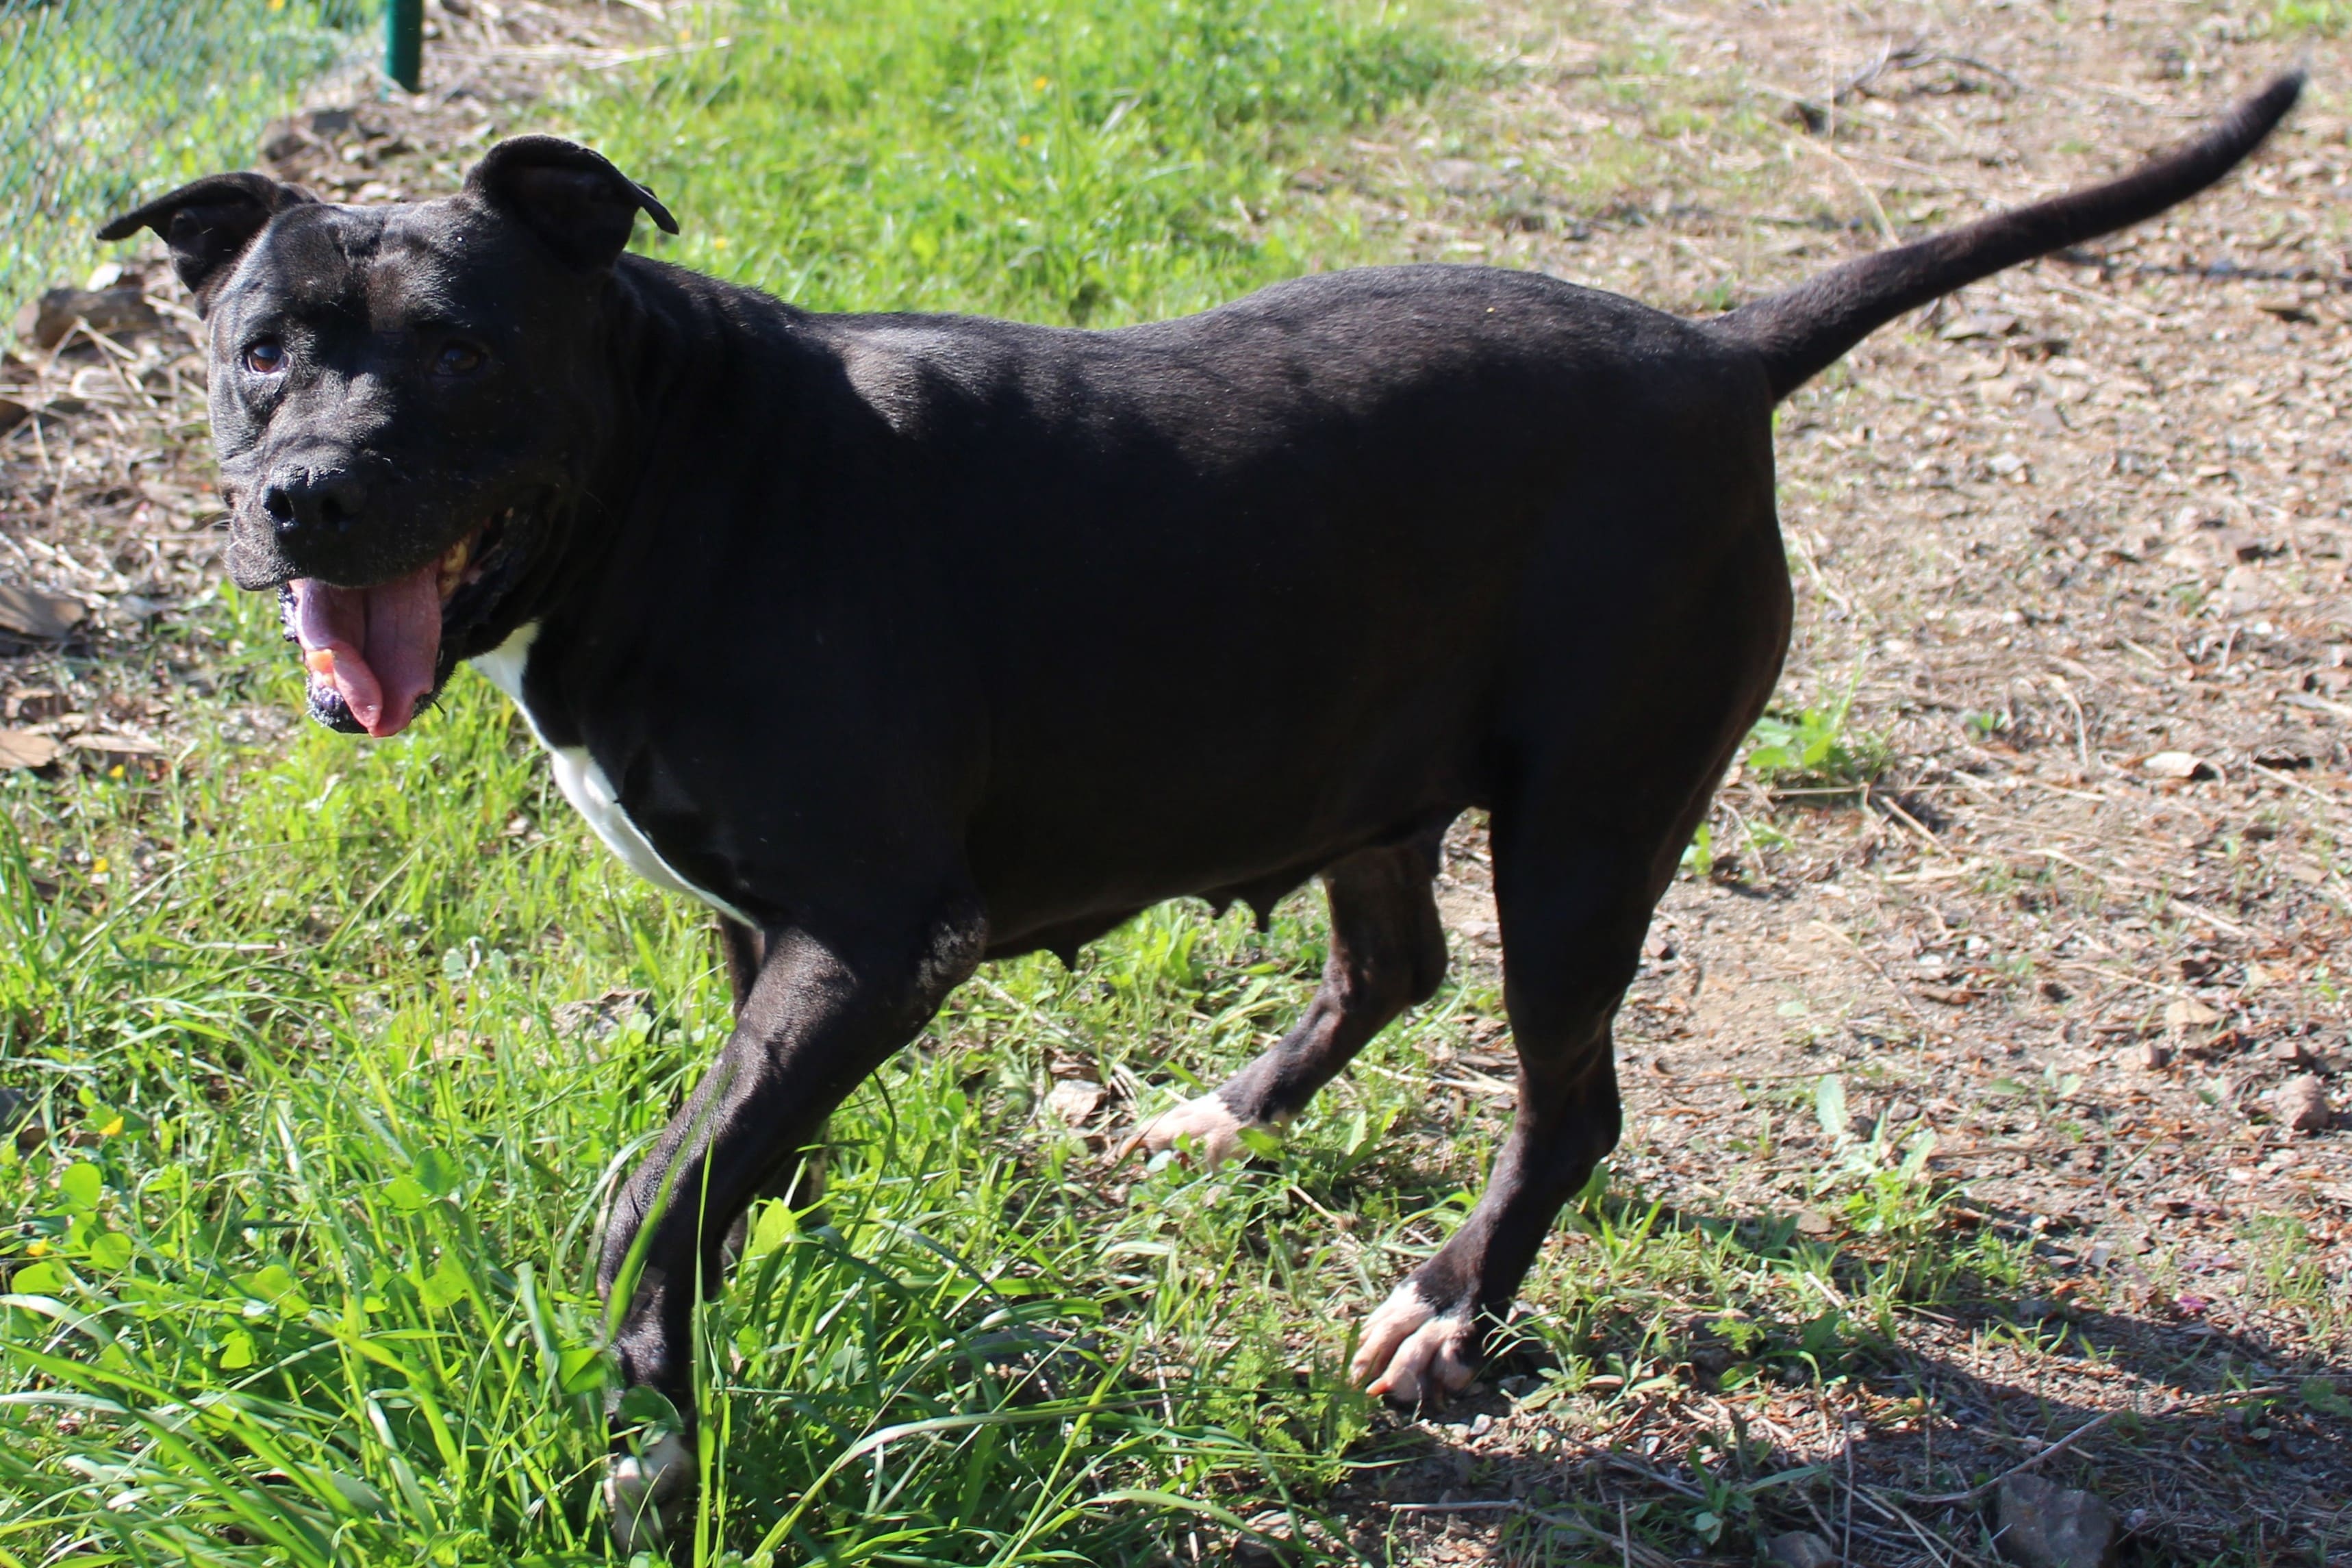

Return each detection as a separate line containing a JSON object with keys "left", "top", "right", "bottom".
{"left": 3, "top": 0, "right": 2348, "bottom": 1562}
{"left": 1319, "top": 2, "right": 2352, "bottom": 1563}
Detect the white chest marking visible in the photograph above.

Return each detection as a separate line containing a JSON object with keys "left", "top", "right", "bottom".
{"left": 475, "top": 623, "right": 753, "bottom": 925}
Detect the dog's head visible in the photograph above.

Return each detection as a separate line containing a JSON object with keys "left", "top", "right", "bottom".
{"left": 101, "top": 138, "right": 677, "bottom": 737}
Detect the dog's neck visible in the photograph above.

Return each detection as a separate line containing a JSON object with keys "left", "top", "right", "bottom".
{"left": 448, "top": 257, "right": 746, "bottom": 664}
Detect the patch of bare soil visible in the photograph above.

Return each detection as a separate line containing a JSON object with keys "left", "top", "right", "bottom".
{"left": 0, "top": 0, "right": 649, "bottom": 769}
{"left": 1319, "top": 2, "right": 2352, "bottom": 1563}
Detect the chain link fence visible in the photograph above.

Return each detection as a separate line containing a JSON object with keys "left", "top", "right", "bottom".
{"left": 1, "top": 0, "right": 375, "bottom": 341}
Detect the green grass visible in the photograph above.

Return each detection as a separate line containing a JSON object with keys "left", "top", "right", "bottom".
{"left": 0, "top": 587, "right": 1422, "bottom": 1566}
{"left": 2273, "top": 0, "right": 2352, "bottom": 35}
{"left": 574, "top": 0, "right": 1452, "bottom": 324}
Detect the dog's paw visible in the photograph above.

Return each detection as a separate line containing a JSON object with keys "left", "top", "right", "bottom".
{"left": 1348, "top": 1281, "right": 1478, "bottom": 1405}
{"left": 1119, "top": 1092, "right": 1261, "bottom": 1168}
{"left": 605, "top": 1431, "right": 694, "bottom": 1554}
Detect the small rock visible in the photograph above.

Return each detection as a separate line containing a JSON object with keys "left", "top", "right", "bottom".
{"left": 1429, "top": 157, "right": 1494, "bottom": 193}
{"left": 1794, "top": 1209, "right": 1834, "bottom": 1237}
{"left": 2273, "top": 1074, "right": 2332, "bottom": 1133}
{"left": 10, "top": 286, "right": 158, "bottom": 350}
{"left": 1997, "top": 1472, "right": 2117, "bottom": 1568}
{"left": 1767, "top": 1531, "right": 1837, "bottom": 1568}
{"left": 2269, "top": 1038, "right": 2315, "bottom": 1067}
{"left": 2136, "top": 1040, "right": 2172, "bottom": 1070}
{"left": 2164, "top": 997, "right": 2221, "bottom": 1032}
{"left": 2139, "top": 750, "right": 2212, "bottom": 781}
{"left": 261, "top": 123, "right": 316, "bottom": 163}
{"left": 549, "top": 988, "right": 653, "bottom": 1043}
{"left": 1042, "top": 1078, "right": 1103, "bottom": 1126}
{"left": 0, "top": 1085, "right": 40, "bottom": 1152}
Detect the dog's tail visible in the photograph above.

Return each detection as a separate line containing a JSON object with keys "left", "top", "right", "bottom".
{"left": 1705, "top": 70, "right": 2303, "bottom": 403}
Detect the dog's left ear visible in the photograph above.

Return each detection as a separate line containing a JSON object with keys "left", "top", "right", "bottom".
{"left": 97, "top": 173, "right": 318, "bottom": 309}
{"left": 466, "top": 136, "right": 679, "bottom": 271}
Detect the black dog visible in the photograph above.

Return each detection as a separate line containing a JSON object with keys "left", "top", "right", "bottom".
{"left": 103, "top": 71, "right": 2298, "bottom": 1545}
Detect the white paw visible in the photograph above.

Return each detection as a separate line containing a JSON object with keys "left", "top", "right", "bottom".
{"left": 1120, "top": 1092, "right": 1261, "bottom": 1168}
{"left": 1348, "top": 1282, "right": 1477, "bottom": 1404}
{"left": 605, "top": 1431, "right": 693, "bottom": 1553}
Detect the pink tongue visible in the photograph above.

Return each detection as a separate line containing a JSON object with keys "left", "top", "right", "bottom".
{"left": 288, "top": 562, "right": 442, "bottom": 737}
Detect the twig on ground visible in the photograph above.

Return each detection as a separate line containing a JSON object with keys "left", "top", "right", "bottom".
{"left": 1788, "top": 136, "right": 1899, "bottom": 246}
{"left": 1806, "top": 918, "right": 1934, "bottom": 1031}
{"left": 2253, "top": 760, "right": 2352, "bottom": 819}
{"left": 1379, "top": 1495, "right": 1678, "bottom": 1568}
{"left": 1898, "top": 1386, "right": 2288, "bottom": 1506}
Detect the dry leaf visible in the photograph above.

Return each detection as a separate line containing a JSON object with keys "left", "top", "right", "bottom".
{"left": 1043, "top": 1078, "right": 1104, "bottom": 1126}
{"left": 68, "top": 733, "right": 160, "bottom": 756}
{"left": 1939, "top": 310, "right": 2019, "bottom": 340}
{"left": 0, "top": 583, "right": 84, "bottom": 640}
{"left": 0, "top": 729, "right": 59, "bottom": 769}
{"left": 2140, "top": 750, "right": 2211, "bottom": 780}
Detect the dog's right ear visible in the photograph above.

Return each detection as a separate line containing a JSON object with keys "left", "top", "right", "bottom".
{"left": 97, "top": 173, "right": 316, "bottom": 309}
{"left": 465, "top": 136, "right": 679, "bottom": 272}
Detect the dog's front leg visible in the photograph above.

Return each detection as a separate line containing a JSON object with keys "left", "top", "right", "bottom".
{"left": 599, "top": 904, "right": 984, "bottom": 1550}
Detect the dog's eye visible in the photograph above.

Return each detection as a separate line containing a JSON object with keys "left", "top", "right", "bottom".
{"left": 435, "top": 342, "right": 485, "bottom": 377}
{"left": 244, "top": 340, "right": 288, "bottom": 375}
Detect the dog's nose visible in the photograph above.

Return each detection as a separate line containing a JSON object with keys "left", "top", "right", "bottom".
{"left": 261, "top": 468, "right": 368, "bottom": 535}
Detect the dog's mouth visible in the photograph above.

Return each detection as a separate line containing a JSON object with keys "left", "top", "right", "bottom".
{"left": 281, "top": 505, "right": 523, "bottom": 737}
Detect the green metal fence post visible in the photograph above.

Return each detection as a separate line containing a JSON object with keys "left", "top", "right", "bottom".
{"left": 385, "top": 0, "right": 422, "bottom": 92}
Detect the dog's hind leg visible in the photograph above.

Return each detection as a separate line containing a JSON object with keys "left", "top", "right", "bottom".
{"left": 1345, "top": 802, "right": 1657, "bottom": 1403}
{"left": 1346, "top": 500, "right": 1788, "bottom": 1403}
{"left": 1124, "top": 821, "right": 1450, "bottom": 1165}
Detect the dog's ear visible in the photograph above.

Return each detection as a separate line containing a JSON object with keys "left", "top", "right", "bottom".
{"left": 97, "top": 173, "right": 316, "bottom": 308}
{"left": 465, "top": 136, "right": 679, "bottom": 271}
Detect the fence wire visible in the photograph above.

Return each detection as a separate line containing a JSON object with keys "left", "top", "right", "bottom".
{"left": 1, "top": 0, "right": 372, "bottom": 339}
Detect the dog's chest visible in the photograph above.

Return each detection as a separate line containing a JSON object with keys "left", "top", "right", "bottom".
{"left": 474, "top": 623, "right": 750, "bottom": 924}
